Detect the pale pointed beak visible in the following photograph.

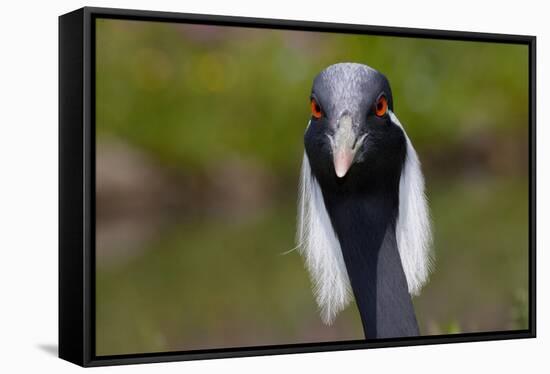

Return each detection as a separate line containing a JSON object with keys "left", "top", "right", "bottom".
{"left": 334, "top": 148, "right": 354, "bottom": 178}
{"left": 328, "top": 114, "right": 367, "bottom": 178}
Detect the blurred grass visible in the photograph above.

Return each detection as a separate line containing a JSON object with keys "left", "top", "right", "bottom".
{"left": 96, "top": 19, "right": 528, "bottom": 172}
{"left": 95, "top": 18, "right": 529, "bottom": 355}
{"left": 96, "top": 202, "right": 364, "bottom": 354}
{"left": 414, "top": 177, "right": 528, "bottom": 335}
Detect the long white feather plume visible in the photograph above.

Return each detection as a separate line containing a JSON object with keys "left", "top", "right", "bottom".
{"left": 297, "top": 151, "right": 352, "bottom": 324}
{"left": 389, "top": 110, "right": 434, "bottom": 295}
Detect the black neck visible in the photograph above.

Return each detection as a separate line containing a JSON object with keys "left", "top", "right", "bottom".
{"left": 323, "top": 189, "right": 419, "bottom": 339}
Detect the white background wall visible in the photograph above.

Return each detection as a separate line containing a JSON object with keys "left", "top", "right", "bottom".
{"left": 0, "top": 0, "right": 547, "bottom": 372}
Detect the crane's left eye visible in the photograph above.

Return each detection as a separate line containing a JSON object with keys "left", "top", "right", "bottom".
{"left": 375, "top": 96, "right": 388, "bottom": 117}
{"left": 311, "top": 98, "right": 323, "bottom": 119}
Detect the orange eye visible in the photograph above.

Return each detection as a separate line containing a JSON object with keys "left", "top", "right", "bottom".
{"left": 375, "top": 96, "right": 388, "bottom": 117}
{"left": 311, "top": 98, "right": 322, "bottom": 119}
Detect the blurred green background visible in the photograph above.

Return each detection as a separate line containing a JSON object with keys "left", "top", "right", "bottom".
{"left": 95, "top": 18, "right": 529, "bottom": 356}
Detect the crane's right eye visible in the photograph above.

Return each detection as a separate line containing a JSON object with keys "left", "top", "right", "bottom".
{"left": 375, "top": 95, "right": 388, "bottom": 117}
{"left": 311, "top": 98, "right": 323, "bottom": 119}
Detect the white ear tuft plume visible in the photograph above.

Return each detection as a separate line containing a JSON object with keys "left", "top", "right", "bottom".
{"left": 389, "top": 110, "right": 434, "bottom": 295}
{"left": 297, "top": 151, "right": 352, "bottom": 324}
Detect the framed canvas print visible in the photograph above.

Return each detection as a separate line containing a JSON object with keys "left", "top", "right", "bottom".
{"left": 59, "top": 6, "right": 536, "bottom": 367}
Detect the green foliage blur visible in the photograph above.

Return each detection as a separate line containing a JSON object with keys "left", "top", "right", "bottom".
{"left": 95, "top": 19, "right": 529, "bottom": 355}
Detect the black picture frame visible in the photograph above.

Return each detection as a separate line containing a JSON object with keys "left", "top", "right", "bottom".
{"left": 59, "top": 6, "right": 537, "bottom": 367}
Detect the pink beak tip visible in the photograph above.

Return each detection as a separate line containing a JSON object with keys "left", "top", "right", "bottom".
{"left": 334, "top": 152, "right": 353, "bottom": 178}
{"left": 335, "top": 166, "right": 347, "bottom": 178}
